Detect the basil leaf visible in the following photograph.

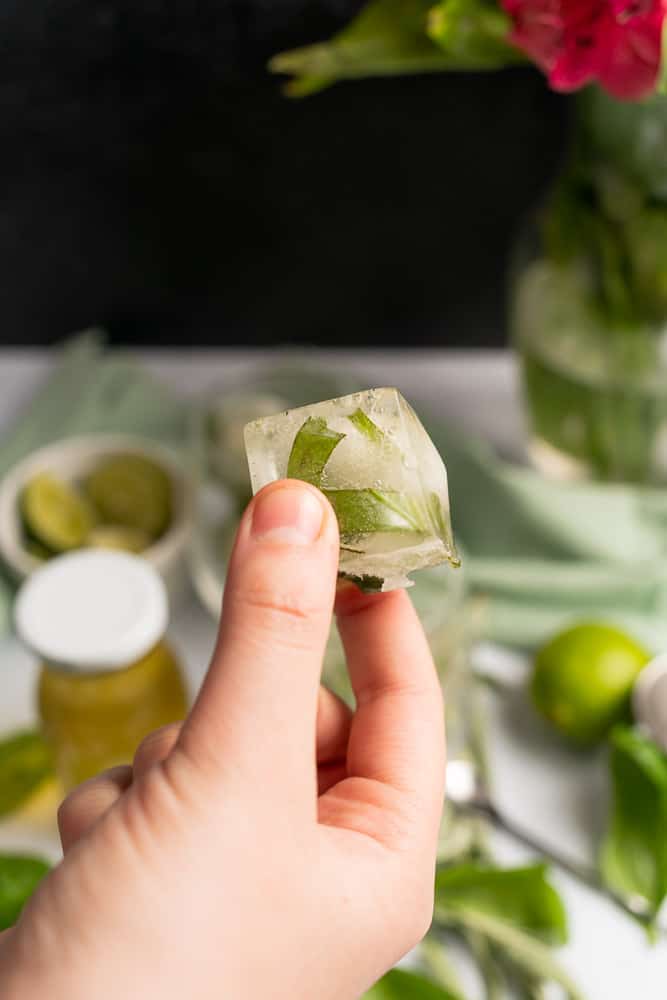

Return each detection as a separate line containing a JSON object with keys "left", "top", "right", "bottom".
{"left": 435, "top": 864, "right": 567, "bottom": 945}
{"left": 339, "top": 573, "right": 385, "bottom": 593}
{"left": 601, "top": 725, "right": 667, "bottom": 921}
{"left": 0, "top": 855, "right": 50, "bottom": 930}
{"left": 348, "top": 408, "right": 385, "bottom": 443}
{"left": 326, "top": 488, "right": 427, "bottom": 537}
{"left": 269, "top": 0, "right": 471, "bottom": 97}
{"left": 364, "top": 968, "right": 463, "bottom": 1000}
{"left": 286, "top": 417, "right": 345, "bottom": 487}
{"left": 0, "top": 731, "right": 53, "bottom": 818}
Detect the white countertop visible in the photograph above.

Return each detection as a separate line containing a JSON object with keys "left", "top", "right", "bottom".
{"left": 0, "top": 348, "right": 665, "bottom": 999}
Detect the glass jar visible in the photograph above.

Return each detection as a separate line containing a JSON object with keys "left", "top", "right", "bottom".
{"left": 511, "top": 87, "right": 667, "bottom": 485}
{"left": 15, "top": 551, "right": 188, "bottom": 790}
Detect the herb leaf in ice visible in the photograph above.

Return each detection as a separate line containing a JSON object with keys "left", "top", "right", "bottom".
{"left": 348, "top": 408, "right": 385, "bottom": 443}
{"left": 325, "top": 488, "right": 428, "bottom": 537}
{"left": 286, "top": 417, "right": 346, "bottom": 487}
{"left": 286, "top": 414, "right": 429, "bottom": 538}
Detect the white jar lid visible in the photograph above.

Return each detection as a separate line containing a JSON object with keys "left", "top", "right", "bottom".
{"left": 14, "top": 550, "right": 168, "bottom": 673}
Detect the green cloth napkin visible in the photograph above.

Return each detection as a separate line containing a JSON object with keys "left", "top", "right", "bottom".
{"left": 2, "top": 335, "right": 666, "bottom": 653}
{"left": 0, "top": 332, "right": 189, "bottom": 634}
{"left": 428, "top": 420, "right": 667, "bottom": 651}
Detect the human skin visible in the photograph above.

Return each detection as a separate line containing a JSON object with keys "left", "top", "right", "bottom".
{"left": 0, "top": 480, "right": 446, "bottom": 1000}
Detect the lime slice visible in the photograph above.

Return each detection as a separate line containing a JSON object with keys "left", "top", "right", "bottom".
{"left": 531, "top": 622, "right": 651, "bottom": 747}
{"left": 21, "top": 474, "right": 96, "bottom": 554}
{"left": 87, "top": 525, "right": 151, "bottom": 554}
{"left": 85, "top": 455, "right": 172, "bottom": 540}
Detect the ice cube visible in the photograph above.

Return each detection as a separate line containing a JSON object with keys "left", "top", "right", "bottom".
{"left": 244, "top": 387, "right": 459, "bottom": 591}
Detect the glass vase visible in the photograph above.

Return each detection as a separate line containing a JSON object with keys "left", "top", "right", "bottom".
{"left": 511, "top": 87, "right": 667, "bottom": 485}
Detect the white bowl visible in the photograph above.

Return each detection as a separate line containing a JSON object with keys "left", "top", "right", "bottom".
{"left": 0, "top": 434, "right": 193, "bottom": 598}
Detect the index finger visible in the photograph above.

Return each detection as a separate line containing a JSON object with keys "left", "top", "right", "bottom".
{"left": 335, "top": 585, "right": 446, "bottom": 816}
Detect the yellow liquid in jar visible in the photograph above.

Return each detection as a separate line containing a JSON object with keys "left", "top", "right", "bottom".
{"left": 38, "top": 641, "right": 188, "bottom": 791}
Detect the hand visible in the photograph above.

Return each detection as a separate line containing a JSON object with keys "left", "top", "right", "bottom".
{"left": 0, "top": 481, "right": 445, "bottom": 1000}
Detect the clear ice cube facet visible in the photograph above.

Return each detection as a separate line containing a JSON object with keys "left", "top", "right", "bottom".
{"left": 243, "top": 387, "right": 459, "bottom": 591}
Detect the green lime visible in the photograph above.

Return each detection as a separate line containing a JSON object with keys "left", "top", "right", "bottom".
{"left": 21, "top": 474, "right": 96, "bottom": 554}
{"left": 531, "top": 622, "right": 651, "bottom": 747}
{"left": 87, "top": 524, "right": 151, "bottom": 554}
{"left": 85, "top": 455, "right": 172, "bottom": 540}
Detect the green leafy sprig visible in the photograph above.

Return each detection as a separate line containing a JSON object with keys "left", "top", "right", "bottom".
{"left": 601, "top": 725, "right": 667, "bottom": 930}
{"left": 269, "top": 0, "right": 522, "bottom": 97}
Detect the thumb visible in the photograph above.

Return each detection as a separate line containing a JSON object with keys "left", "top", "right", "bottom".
{"left": 178, "top": 481, "right": 339, "bottom": 797}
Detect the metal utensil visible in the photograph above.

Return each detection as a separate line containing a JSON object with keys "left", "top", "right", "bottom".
{"left": 446, "top": 758, "right": 652, "bottom": 925}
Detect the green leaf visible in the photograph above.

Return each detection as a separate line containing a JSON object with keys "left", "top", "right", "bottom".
{"left": 325, "top": 488, "right": 428, "bottom": 536}
{"left": 601, "top": 725, "right": 667, "bottom": 922}
{"left": 0, "top": 731, "right": 54, "bottom": 818}
{"left": 286, "top": 417, "right": 345, "bottom": 487}
{"left": 269, "top": 0, "right": 506, "bottom": 96}
{"left": 435, "top": 864, "right": 568, "bottom": 945}
{"left": 427, "top": 0, "right": 524, "bottom": 67}
{"left": 339, "top": 573, "right": 385, "bottom": 593}
{"left": 436, "top": 908, "right": 585, "bottom": 1000}
{"left": 364, "top": 968, "right": 463, "bottom": 1000}
{"left": 348, "top": 408, "right": 385, "bottom": 443}
{"left": 0, "top": 855, "right": 50, "bottom": 930}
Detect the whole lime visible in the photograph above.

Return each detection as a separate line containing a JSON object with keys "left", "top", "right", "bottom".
{"left": 531, "top": 622, "right": 651, "bottom": 747}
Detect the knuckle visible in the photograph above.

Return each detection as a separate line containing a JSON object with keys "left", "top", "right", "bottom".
{"left": 134, "top": 723, "right": 181, "bottom": 764}
{"left": 231, "top": 578, "right": 328, "bottom": 647}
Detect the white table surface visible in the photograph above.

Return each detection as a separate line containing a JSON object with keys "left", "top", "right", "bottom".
{"left": 0, "top": 347, "right": 665, "bottom": 1000}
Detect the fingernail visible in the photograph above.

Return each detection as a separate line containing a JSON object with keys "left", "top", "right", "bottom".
{"left": 251, "top": 486, "right": 324, "bottom": 545}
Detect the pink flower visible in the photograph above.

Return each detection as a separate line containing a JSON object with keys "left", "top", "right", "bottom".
{"left": 501, "top": 0, "right": 666, "bottom": 99}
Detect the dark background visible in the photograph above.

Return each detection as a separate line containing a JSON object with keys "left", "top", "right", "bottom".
{"left": 0, "top": 0, "right": 569, "bottom": 348}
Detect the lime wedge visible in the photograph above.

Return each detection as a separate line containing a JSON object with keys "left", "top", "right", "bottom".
{"left": 85, "top": 455, "right": 172, "bottom": 540}
{"left": 21, "top": 474, "right": 96, "bottom": 554}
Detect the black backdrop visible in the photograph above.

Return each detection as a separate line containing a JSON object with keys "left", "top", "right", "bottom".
{"left": 0, "top": 1, "right": 569, "bottom": 347}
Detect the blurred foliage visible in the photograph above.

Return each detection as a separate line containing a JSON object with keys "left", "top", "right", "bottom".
{"left": 0, "top": 855, "right": 50, "bottom": 930}
{"left": 602, "top": 726, "right": 667, "bottom": 928}
{"left": 0, "top": 731, "right": 53, "bottom": 819}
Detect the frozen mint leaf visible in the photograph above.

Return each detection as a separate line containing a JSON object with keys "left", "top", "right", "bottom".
{"left": 427, "top": 0, "right": 524, "bottom": 67}
{"left": 601, "top": 726, "right": 667, "bottom": 923}
{"left": 435, "top": 864, "right": 567, "bottom": 945}
{"left": 325, "top": 488, "right": 428, "bottom": 537}
{"left": 269, "top": 0, "right": 473, "bottom": 97}
{"left": 0, "top": 731, "right": 53, "bottom": 818}
{"left": 0, "top": 855, "right": 50, "bottom": 930}
{"left": 338, "top": 572, "right": 385, "bottom": 593}
{"left": 364, "top": 968, "right": 463, "bottom": 1000}
{"left": 286, "top": 417, "right": 345, "bottom": 487}
{"left": 348, "top": 408, "right": 385, "bottom": 443}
